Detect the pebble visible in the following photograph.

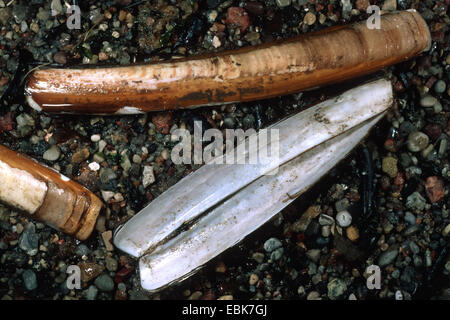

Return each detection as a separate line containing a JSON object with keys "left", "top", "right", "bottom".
{"left": 406, "top": 192, "right": 427, "bottom": 211}
{"left": 275, "top": 0, "right": 291, "bottom": 8}
{"left": 142, "top": 166, "right": 156, "bottom": 188}
{"left": 188, "top": 291, "right": 203, "bottom": 300}
{"left": 94, "top": 274, "right": 115, "bottom": 292}
{"left": 443, "top": 224, "right": 450, "bottom": 237}
{"left": 78, "top": 262, "right": 105, "bottom": 282}
{"left": 19, "top": 222, "right": 39, "bottom": 256}
{"left": 270, "top": 247, "right": 284, "bottom": 261}
{"left": 303, "top": 12, "right": 316, "bottom": 25}
{"left": 306, "top": 249, "right": 321, "bottom": 263}
{"left": 76, "top": 244, "right": 90, "bottom": 257}
{"left": 217, "top": 295, "right": 233, "bottom": 300}
{"left": 86, "top": 285, "right": 98, "bottom": 300}
{"left": 43, "top": 145, "right": 61, "bottom": 161}
{"left": 91, "top": 134, "right": 101, "bottom": 142}
{"left": 53, "top": 51, "right": 67, "bottom": 64}
{"left": 434, "top": 80, "right": 446, "bottom": 94}
{"left": 378, "top": 246, "right": 398, "bottom": 266}
{"left": 263, "top": 237, "right": 282, "bottom": 253}
{"left": 318, "top": 214, "right": 334, "bottom": 226}
{"left": 88, "top": 162, "right": 100, "bottom": 171}
{"left": 101, "top": 190, "right": 115, "bottom": 202}
{"left": 404, "top": 212, "right": 416, "bottom": 225}
{"left": 106, "top": 256, "right": 118, "bottom": 272}
{"left": 420, "top": 95, "right": 438, "bottom": 108}
{"left": 306, "top": 291, "right": 322, "bottom": 300}
{"left": 225, "top": 7, "right": 250, "bottom": 33}
{"left": 72, "top": 148, "right": 90, "bottom": 163}
{"left": 425, "top": 176, "right": 444, "bottom": 203}
{"left": 102, "top": 231, "right": 114, "bottom": 251}
{"left": 382, "top": 156, "right": 398, "bottom": 178}
{"left": 407, "top": 131, "right": 429, "bottom": 152}
{"left": 346, "top": 225, "right": 359, "bottom": 242}
{"left": 327, "top": 278, "right": 347, "bottom": 300}
{"left": 252, "top": 252, "right": 265, "bottom": 264}
{"left": 336, "top": 211, "right": 352, "bottom": 228}
{"left": 22, "top": 269, "right": 38, "bottom": 291}
{"left": 249, "top": 274, "right": 259, "bottom": 285}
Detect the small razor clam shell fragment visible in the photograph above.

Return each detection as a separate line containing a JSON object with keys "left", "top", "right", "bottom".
{"left": 138, "top": 113, "right": 386, "bottom": 292}
{"left": 113, "top": 79, "right": 393, "bottom": 258}
{"left": 25, "top": 10, "right": 429, "bottom": 114}
{"left": 0, "top": 144, "right": 103, "bottom": 240}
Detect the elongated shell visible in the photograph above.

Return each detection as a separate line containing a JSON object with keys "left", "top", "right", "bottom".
{"left": 0, "top": 145, "right": 103, "bottom": 240}
{"left": 114, "top": 79, "right": 393, "bottom": 258}
{"left": 25, "top": 10, "right": 428, "bottom": 114}
{"left": 139, "top": 113, "right": 385, "bottom": 291}
{"left": 113, "top": 79, "right": 393, "bottom": 291}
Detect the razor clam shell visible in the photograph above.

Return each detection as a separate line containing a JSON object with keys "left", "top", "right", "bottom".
{"left": 138, "top": 113, "right": 386, "bottom": 292}
{"left": 113, "top": 79, "right": 393, "bottom": 258}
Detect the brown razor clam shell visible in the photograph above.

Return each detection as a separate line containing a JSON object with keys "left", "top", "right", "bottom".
{"left": 25, "top": 10, "right": 430, "bottom": 115}
{"left": 0, "top": 144, "right": 103, "bottom": 240}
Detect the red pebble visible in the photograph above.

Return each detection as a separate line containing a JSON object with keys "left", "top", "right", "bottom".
{"left": 226, "top": 7, "right": 250, "bottom": 33}
{"left": 114, "top": 264, "right": 134, "bottom": 283}
{"left": 425, "top": 176, "right": 445, "bottom": 203}
{"left": 0, "top": 112, "right": 14, "bottom": 132}
{"left": 151, "top": 112, "right": 173, "bottom": 135}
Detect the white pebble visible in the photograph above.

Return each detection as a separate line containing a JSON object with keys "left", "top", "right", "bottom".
{"left": 336, "top": 210, "right": 352, "bottom": 227}
{"left": 88, "top": 162, "right": 100, "bottom": 171}
{"left": 91, "top": 134, "right": 101, "bottom": 142}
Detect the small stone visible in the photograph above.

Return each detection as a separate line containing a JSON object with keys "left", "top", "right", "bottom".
{"left": 78, "top": 262, "right": 105, "bottom": 282}
{"left": 212, "top": 35, "right": 221, "bottom": 48}
{"left": 142, "top": 166, "right": 155, "bottom": 188}
{"left": 425, "top": 176, "right": 444, "bottom": 203}
{"left": 53, "top": 51, "right": 67, "bottom": 64}
{"left": 406, "top": 192, "right": 427, "bottom": 211}
{"left": 306, "top": 249, "right": 321, "bottom": 263}
{"left": 318, "top": 214, "right": 334, "bottom": 226}
{"left": 88, "top": 162, "right": 100, "bottom": 171}
{"left": 72, "top": 148, "right": 90, "bottom": 163}
{"left": 327, "top": 278, "right": 347, "bottom": 300}
{"left": 76, "top": 244, "right": 90, "bottom": 257}
{"left": 404, "top": 212, "right": 416, "bottom": 225}
{"left": 22, "top": 270, "right": 37, "bottom": 291}
{"left": 270, "top": 247, "right": 284, "bottom": 261}
{"left": 275, "top": 0, "right": 291, "bottom": 8}
{"left": 249, "top": 274, "right": 259, "bottom": 285}
{"left": 355, "top": 0, "right": 370, "bottom": 11}
{"left": 101, "top": 190, "right": 115, "bottom": 202}
{"left": 218, "top": 295, "right": 233, "bottom": 300}
{"left": 152, "top": 112, "right": 173, "bottom": 134}
{"left": 291, "top": 205, "right": 321, "bottom": 232}
{"left": 106, "top": 256, "right": 118, "bottom": 272}
{"left": 378, "top": 246, "right": 398, "bottom": 266}
{"left": 407, "top": 131, "right": 429, "bottom": 152}
{"left": 43, "top": 145, "right": 61, "bottom": 161}
{"left": 303, "top": 12, "right": 316, "bottom": 25}
{"left": 188, "top": 291, "right": 203, "bottom": 300}
{"left": 94, "top": 274, "right": 115, "bottom": 292}
{"left": 51, "top": 0, "right": 63, "bottom": 15}
{"left": 215, "top": 261, "right": 227, "bottom": 273}
{"left": 91, "top": 134, "right": 101, "bottom": 142}
{"left": 19, "top": 223, "right": 39, "bottom": 256}
{"left": 434, "top": 80, "right": 446, "bottom": 94}
{"left": 307, "top": 291, "right": 322, "bottom": 300}
{"left": 395, "top": 290, "right": 403, "bottom": 300}
{"left": 443, "top": 224, "right": 450, "bottom": 237}
{"left": 382, "top": 156, "right": 398, "bottom": 178}
{"left": 252, "top": 252, "right": 265, "bottom": 263}
{"left": 336, "top": 211, "right": 352, "bottom": 227}
{"left": 263, "top": 237, "right": 282, "bottom": 253}
{"left": 420, "top": 95, "right": 438, "bottom": 108}
{"left": 225, "top": 7, "right": 250, "bottom": 33}
{"left": 102, "top": 231, "right": 114, "bottom": 251}
{"left": 346, "top": 225, "right": 359, "bottom": 241}
{"left": 86, "top": 285, "right": 98, "bottom": 300}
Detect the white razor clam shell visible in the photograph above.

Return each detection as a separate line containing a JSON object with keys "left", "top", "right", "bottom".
{"left": 114, "top": 79, "right": 393, "bottom": 258}
{"left": 139, "top": 113, "right": 386, "bottom": 292}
